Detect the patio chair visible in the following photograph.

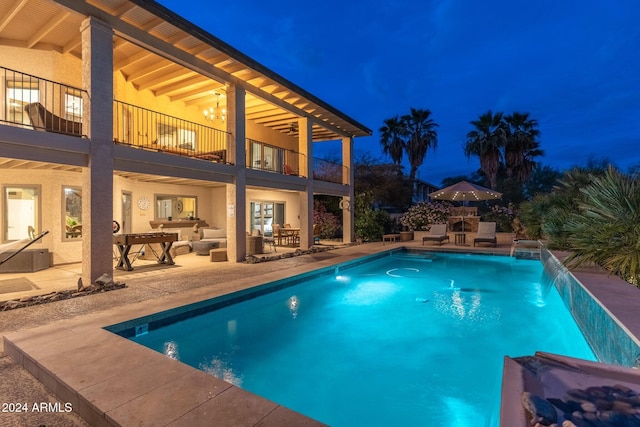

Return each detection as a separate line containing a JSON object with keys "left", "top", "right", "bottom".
{"left": 313, "top": 224, "right": 321, "bottom": 245}
{"left": 421, "top": 224, "right": 449, "bottom": 246}
{"left": 474, "top": 222, "right": 497, "bottom": 247}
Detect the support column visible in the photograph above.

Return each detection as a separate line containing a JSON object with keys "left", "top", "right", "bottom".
{"left": 342, "top": 136, "right": 354, "bottom": 243}
{"left": 225, "top": 84, "right": 246, "bottom": 261}
{"left": 81, "top": 17, "right": 114, "bottom": 284}
{"left": 298, "top": 117, "right": 313, "bottom": 249}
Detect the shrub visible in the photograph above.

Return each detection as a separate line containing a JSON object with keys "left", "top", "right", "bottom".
{"left": 354, "top": 192, "right": 391, "bottom": 241}
{"left": 313, "top": 200, "right": 340, "bottom": 239}
{"left": 481, "top": 203, "right": 517, "bottom": 232}
{"left": 564, "top": 166, "right": 640, "bottom": 286}
{"left": 399, "top": 201, "right": 451, "bottom": 231}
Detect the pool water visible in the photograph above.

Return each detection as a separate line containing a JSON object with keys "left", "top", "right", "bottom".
{"left": 129, "top": 251, "right": 596, "bottom": 426}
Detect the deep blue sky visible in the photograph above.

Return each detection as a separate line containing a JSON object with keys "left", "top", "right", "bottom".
{"left": 158, "top": 0, "right": 640, "bottom": 185}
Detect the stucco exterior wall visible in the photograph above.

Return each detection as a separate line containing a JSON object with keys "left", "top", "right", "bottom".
{"left": 0, "top": 168, "right": 83, "bottom": 265}
{"left": 0, "top": 46, "right": 82, "bottom": 88}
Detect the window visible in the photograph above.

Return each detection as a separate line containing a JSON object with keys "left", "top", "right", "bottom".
{"left": 3, "top": 186, "right": 40, "bottom": 242}
{"left": 157, "top": 124, "right": 196, "bottom": 150}
{"left": 155, "top": 195, "right": 197, "bottom": 220}
{"left": 6, "top": 80, "right": 39, "bottom": 125}
{"left": 65, "top": 89, "right": 83, "bottom": 122}
{"left": 63, "top": 187, "right": 82, "bottom": 239}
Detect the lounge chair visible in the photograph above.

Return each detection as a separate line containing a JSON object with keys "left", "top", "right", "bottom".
{"left": 422, "top": 224, "right": 449, "bottom": 246}
{"left": 474, "top": 222, "right": 497, "bottom": 247}
{"left": 24, "top": 102, "right": 82, "bottom": 136}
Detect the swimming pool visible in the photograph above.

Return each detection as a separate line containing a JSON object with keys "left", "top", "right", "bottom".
{"left": 120, "top": 250, "right": 596, "bottom": 426}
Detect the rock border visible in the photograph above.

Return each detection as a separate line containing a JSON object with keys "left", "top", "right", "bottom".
{"left": 244, "top": 244, "right": 348, "bottom": 264}
{"left": 0, "top": 273, "right": 126, "bottom": 311}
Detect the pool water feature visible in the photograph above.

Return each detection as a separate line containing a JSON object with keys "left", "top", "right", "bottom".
{"left": 120, "top": 251, "right": 596, "bottom": 426}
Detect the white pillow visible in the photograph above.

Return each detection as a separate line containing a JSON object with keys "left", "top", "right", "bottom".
{"left": 203, "top": 228, "right": 225, "bottom": 239}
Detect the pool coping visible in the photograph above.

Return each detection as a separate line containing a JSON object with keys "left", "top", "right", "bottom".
{"left": 4, "top": 245, "right": 404, "bottom": 426}
{"left": 6, "top": 244, "right": 640, "bottom": 426}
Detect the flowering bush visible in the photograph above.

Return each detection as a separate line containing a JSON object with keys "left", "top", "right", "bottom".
{"left": 482, "top": 203, "right": 517, "bottom": 232}
{"left": 313, "top": 200, "right": 340, "bottom": 238}
{"left": 400, "top": 201, "right": 452, "bottom": 231}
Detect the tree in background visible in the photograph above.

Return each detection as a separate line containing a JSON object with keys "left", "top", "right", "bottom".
{"left": 403, "top": 108, "right": 439, "bottom": 184}
{"left": 464, "top": 110, "right": 507, "bottom": 190}
{"left": 379, "top": 116, "right": 406, "bottom": 172}
{"left": 523, "top": 164, "right": 561, "bottom": 199}
{"left": 354, "top": 154, "right": 412, "bottom": 211}
{"left": 464, "top": 110, "right": 544, "bottom": 203}
{"left": 379, "top": 108, "right": 439, "bottom": 184}
{"left": 504, "top": 112, "right": 543, "bottom": 184}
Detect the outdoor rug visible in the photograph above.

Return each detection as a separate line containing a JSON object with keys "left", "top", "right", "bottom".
{"left": 0, "top": 278, "right": 39, "bottom": 294}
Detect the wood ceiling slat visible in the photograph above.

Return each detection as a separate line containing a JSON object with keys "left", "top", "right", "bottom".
{"left": 126, "top": 61, "right": 174, "bottom": 82}
{"left": 114, "top": 49, "right": 153, "bottom": 69}
{"left": 27, "top": 10, "right": 69, "bottom": 48}
{"left": 0, "top": 0, "right": 28, "bottom": 33}
{"left": 157, "top": 77, "right": 211, "bottom": 98}
{"left": 136, "top": 68, "right": 195, "bottom": 91}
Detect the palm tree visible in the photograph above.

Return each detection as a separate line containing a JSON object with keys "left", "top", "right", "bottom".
{"left": 504, "top": 112, "right": 543, "bottom": 183}
{"left": 464, "top": 110, "right": 507, "bottom": 190}
{"left": 402, "top": 108, "right": 438, "bottom": 184}
{"left": 564, "top": 166, "right": 640, "bottom": 286}
{"left": 379, "top": 116, "right": 406, "bottom": 171}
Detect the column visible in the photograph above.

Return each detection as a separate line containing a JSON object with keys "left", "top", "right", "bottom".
{"left": 80, "top": 17, "right": 114, "bottom": 284}
{"left": 298, "top": 117, "right": 313, "bottom": 249}
{"left": 225, "top": 84, "right": 247, "bottom": 260}
{"left": 342, "top": 136, "right": 354, "bottom": 243}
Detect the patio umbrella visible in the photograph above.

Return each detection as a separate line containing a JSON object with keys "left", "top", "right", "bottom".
{"left": 429, "top": 181, "right": 502, "bottom": 243}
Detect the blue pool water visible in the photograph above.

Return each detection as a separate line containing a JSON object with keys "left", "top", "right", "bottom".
{"left": 126, "top": 251, "right": 596, "bottom": 426}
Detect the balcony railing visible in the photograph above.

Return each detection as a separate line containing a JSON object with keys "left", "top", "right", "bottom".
{"left": 113, "top": 100, "right": 230, "bottom": 164}
{"left": 246, "top": 138, "right": 305, "bottom": 177}
{"left": 313, "top": 158, "right": 347, "bottom": 184}
{"left": 0, "top": 66, "right": 85, "bottom": 137}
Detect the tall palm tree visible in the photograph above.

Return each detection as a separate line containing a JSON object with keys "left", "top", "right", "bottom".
{"left": 464, "top": 110, "right": 507, "bottom": 190}
{"left": 504, "top": 112, "right": 543, "bottom": 183}
{"left": 402, "top": 108, "right": 438, "bottom": 184}
{"left": 379, "top": 116, "right": 406, "bottom": 173}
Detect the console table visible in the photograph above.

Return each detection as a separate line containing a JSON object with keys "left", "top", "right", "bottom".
{"left": 113, "top": 232, "right": 177, "bottom": 271}
{"left": 149, "top": 219, "right": 209, "bottom": 229}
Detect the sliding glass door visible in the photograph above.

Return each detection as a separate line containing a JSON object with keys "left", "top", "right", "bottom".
{"left": 250, "top": 201, "right": 284, "bottom": 236}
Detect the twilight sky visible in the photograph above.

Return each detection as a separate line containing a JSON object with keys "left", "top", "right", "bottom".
{"left": 158, "top": 0, "right": 640, "bottom": 185}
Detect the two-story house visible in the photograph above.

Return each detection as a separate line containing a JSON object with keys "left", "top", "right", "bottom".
{"left": 0, "top": 0, "right": 371, "bottom": 284}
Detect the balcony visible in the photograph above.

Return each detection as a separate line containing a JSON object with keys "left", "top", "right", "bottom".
{"left": 0, "top": 66, "right": 85, "bottom": 137}
{"left": 1, "top": 67, "right": 349, "bottom": 182}
{"left": 246, "top": 138, "right": 304, "bottom": 177}
{"left": 313, "top": 158, "right": 347, "bottom": 184}
{"left": 113, "top": 100, "right": 230, "bottom": 164}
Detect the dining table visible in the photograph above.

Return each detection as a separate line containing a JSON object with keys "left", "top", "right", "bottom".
{"left": 278, "top": 228, "right": 300, "bottom": 247}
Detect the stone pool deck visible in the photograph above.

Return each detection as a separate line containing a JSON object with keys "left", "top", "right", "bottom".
{"left": 2, "top": 238, "right": 639, "bottom": 426}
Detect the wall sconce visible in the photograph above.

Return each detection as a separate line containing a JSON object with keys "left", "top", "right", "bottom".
{"left": 203, "top": 93, "right": 226, "bottom": 123}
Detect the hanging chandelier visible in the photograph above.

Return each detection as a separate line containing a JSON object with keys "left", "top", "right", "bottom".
{"left": 203, "top": 92, "right": 226, "bottom": 123}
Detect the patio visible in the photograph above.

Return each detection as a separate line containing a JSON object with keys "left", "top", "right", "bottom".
{"left": 1, "top": 238, "right": 639, "bottom": 426}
